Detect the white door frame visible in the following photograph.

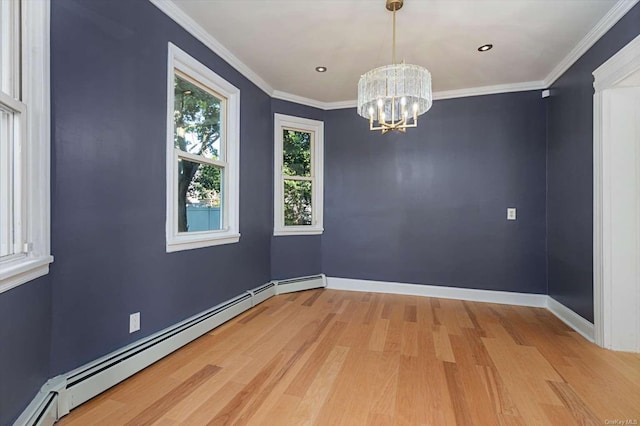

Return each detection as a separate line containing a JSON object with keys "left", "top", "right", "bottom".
{"left": 593, "top": 34, "right": 640, "bottom": 352}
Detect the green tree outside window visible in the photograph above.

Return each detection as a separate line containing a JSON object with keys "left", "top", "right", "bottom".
{"left": 174, "top": 75, "right": 223, "bottom": 232}
{"left": 283, "top": 129, "right": 312, "bottom": 225}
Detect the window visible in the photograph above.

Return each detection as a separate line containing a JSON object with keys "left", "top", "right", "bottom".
{"left": 0, "top": 0, "right": 52, "bottom": 293}
{"left": 274, "top": 114, "right": 324, "bottom": 236}
{"left": 166, "top": 43, "right": 240, "bottom": 252}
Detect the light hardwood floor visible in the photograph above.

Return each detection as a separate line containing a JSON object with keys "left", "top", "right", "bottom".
{"left": 59, "top": 289, "right": 640, "bottom": 425}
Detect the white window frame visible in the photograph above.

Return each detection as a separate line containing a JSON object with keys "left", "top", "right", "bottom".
{"left": 166, "top": 43, "right": 240, "bottom": 252}
{"left": 0, "top": 0, "right": 53, "bottom": 294}
{"left": 274, "top": 114, "right": 324, "bottom": 236}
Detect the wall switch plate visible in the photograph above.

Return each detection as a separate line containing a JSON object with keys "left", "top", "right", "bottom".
{"left": 129, "top": 312, "right": 140, "bottom": 333}
{"left": 507, "top": 208, "right": 517, "bottom": 220}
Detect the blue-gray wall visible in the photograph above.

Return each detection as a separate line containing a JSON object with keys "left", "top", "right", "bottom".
{"left": 322, "top": 92, "right": 548, "bottom": 293}
{"left": 0, "top": 277, "right": 51, "bottom": 425}
{"left": 270, "top": 99, "right": 324, "bottom": 280}
{"left": 49, "top": 0, "right": 272, "bottom": 374}
{"left": 547, "top": 3, "right": 640, "bottom": 322}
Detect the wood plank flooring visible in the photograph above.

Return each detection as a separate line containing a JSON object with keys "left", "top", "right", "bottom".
{"left": 59, "top": 289, "right": 640, "bottom": 425}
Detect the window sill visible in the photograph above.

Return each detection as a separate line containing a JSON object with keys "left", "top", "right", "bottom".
{"left": 166, "top": 232, "right": 241, "bottom": 253}
{"left": 0, "top": 255, "right": 54, "bottom": 294}
{"left": 274, "top": 227, "right": 324, "bottom": 237}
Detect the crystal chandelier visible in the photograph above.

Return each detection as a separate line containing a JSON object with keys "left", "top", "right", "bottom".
{"left": 357, "top": 0, "right": 433, "bottom": 134}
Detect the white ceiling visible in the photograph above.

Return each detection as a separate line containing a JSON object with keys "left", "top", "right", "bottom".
{"left": 170, "top": 0, "right": 626, "bottom": 104}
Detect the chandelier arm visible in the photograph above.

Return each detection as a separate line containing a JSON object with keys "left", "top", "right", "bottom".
{"left": 370, "top": 115, "right": 418, "bottom": 134}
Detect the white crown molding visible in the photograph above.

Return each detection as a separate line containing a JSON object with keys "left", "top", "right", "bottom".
{"left": 433, "top": 81, "right": 546, "bottom": 101}
{"left": 546, "top": 296, "right": 595, "bottom": 342}
{"left": 271, "top": 90, "right": 331, "bottom": 110}
{"left": 151, "top": 0, "right": 638, "bottom": 110}
{"left": 544, "top": 0, "right": 640, "bottom": 87}
{"left": 275, "top": 81, "right": 547, "bottom": 111}
{"left": 149, "top": 0, "right": 273, "bottom": 95}
{"left": 323, "top": 100, "right": 359, "bottom": 110}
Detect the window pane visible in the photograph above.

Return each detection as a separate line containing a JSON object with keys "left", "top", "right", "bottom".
{"left": 178, "top": 158, "right": 223, "bottom": 233}
{"left": 284, "top": 179, "right": 312, "bottom": 226}
{"left": 174, "top": 74, "right": 223, "bottom": 161}
{"left": 283, "top": 129, "right": 311, "bottom": 177}
{"left": 0, "top": 107, "right": 13, "bottom": 257}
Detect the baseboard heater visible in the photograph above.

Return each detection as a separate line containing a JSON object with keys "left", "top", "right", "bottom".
{"left": 275, "top": 274, "right": 326, "bottom": 294}
{"left": 14, "top": 389, "right": 58, "bottom": 426}
{"left": 14, "top": 276, "right": 326, "bottom": 426}
{"left": 247, "top": 281, "right": 276, "bottom": 306}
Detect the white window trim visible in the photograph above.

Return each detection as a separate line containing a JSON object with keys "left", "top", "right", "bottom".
{"left": 166, "top": 43, "right": 240, "bottom": 252}
{"left": 0, "top": 0, "right": 53, "bottom": 294}
{"left": 273, "top": 114, "right": 324, "bottom": 236}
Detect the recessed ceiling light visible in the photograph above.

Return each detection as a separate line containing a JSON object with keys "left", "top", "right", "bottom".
{"left": 478, "top": 44, "right": 493, "bottom": 52}
{"left": 315, "top": 66, "right": 327, "bottom": 72}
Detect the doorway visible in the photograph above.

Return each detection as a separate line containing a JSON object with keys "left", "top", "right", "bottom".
{"left": 593, "top": 34, "right": 640, "bottom": 352}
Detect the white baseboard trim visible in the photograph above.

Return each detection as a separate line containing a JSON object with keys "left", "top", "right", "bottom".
{"left": 15, "top": 275, "right": 596, "bottom": 425}
{"left": 326, "top": 277, "right": 596, "bottom": 342}
{"left": 326, "top": 277, "right": 548, "bottom": 307}
{"left": 546, "top": 296, "right": 595, "bottom": 342}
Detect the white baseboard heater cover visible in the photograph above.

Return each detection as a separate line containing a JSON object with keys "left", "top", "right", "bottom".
{"left": 58, "top": 293, "right": 253, "bottom": 416}
{"left": 248, "top": 282, "right": 276, "bottom": 306}
{"left": 14, "top": 277, "right": 326, "bottom": 426}
{"left": 13, "top": 389, "right": 58, "bottom": 426}
{"left": 275, "top": 274, "right": 326, "bottom": 295}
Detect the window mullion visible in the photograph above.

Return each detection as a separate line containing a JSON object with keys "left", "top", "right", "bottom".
{"left": 175, "top": 148, "right": 226, "bottom": 168}
{"left": 0, "top": 90, "right": 26, "bottom": 112}
{"left": 283, "top": 175, "right": 313, "bottom": 182}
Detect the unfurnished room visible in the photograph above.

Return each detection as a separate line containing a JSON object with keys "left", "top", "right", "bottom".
{"left": 1, "top": 0, "right": 640, "bottom": 424}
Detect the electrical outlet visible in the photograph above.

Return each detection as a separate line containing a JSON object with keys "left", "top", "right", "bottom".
{"left": 129, "top": 312, "right": 140, "bottom": 333}
{"left": 507, "top": 208, "right": 517, "bottom": 221}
